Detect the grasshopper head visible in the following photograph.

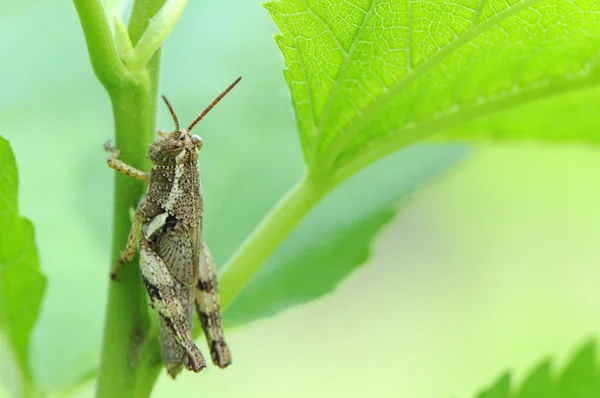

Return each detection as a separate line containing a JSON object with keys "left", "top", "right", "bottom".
{"left": 148, "top": 128, "right": 201, "bottom": 165}
{"left": 149, "top": 77, "right": 242, "bottom": 166}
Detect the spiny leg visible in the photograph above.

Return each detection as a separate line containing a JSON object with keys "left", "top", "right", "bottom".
{"left": 104, "top": 141, "right": 148, "bottom": 182}
{"left": 110, "top": 210, "right": 144, "bottom": 281}
{"left": 195, "top": 243, "right": 231, "bottom": 368}
{"left": 139, "top": 244, "right": 206, "bottom": 373}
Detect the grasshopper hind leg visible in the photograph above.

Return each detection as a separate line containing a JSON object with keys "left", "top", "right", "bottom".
{"left": 196, "top": 243, "right": 232, "bottom": 368}
{"left": 139, "top": 244, "right": 206, "bottom": 373}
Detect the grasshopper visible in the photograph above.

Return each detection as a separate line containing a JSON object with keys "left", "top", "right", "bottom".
{"left": 104, "top": 77, "right": 241, "bottom": 377}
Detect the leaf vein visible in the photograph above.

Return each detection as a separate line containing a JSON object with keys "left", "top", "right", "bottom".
{"left": 470, "top": 0, "right": 490, "bottom": 24}
{"left": 333, "top": 68, "right": 600, "bottom": 183}
{"left": 311, "top": 0, "right": 382, "bottom": 161}
{"left": 294, "top": 44, "right": 319, "bottom": 155}
{"left": 330, "top": 0, "right": 543, "bottom": 159}
{"left": 300, "top": 0, "right": 348, "bottom": 56}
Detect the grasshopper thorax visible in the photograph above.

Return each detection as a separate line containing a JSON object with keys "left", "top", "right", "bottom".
{"left": 150, "top": 77, "right": 242, "bottom": 166}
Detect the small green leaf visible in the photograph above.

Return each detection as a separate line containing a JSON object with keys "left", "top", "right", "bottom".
{"left": 0, "top": 137, "right": 46, "bottom": 396}
{"left": 265, "top": 0, "right": 600, "bottom": 183}
{"left": 477, "top": 373, "right": 511, "bottom": 398}
{"left": 516, "top": 361, "right": 555, "bottom": 398}
{"left": 224, "top": 144, "right": 467, "bottom": 325}
{"left": 128, "top": 0, "right": 188, "bottom": 70}
{"left": 474, "top": 340, "right": 600, "bottom": 398}
{"left": 558, "top": 341, "right": 600, "bottom": 398}
{"left": 112, "top": 16, "right": 134, "bottom": 61}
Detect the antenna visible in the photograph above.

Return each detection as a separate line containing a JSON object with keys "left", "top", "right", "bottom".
{"left": 187, "top": 77, "right": 242, "bottom": 132}
{"left": 161, "top": 95, "right": 180, "bottom": 131}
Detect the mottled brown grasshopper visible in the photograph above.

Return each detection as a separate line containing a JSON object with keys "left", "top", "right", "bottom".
{"left": 104, "top": 77, "right": 241, "bottom": 377}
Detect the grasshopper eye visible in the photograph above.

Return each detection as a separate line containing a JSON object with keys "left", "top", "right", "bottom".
{"left": 192, "top": 135, "right": 202, "bottom": 150}
{"left": 148, "top": 138, "right": 185, "bottom": 163}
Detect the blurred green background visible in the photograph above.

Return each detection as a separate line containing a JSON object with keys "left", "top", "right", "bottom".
{"left": 2, "top": 1, "right": 600, "bottom": 397}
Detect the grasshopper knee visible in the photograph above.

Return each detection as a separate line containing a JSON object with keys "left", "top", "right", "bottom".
{"left": 211, "top": 339, "right": 232, "bottom": 368}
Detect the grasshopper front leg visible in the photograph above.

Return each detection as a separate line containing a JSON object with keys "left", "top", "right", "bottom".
{"left": 104, "top": 141, "right": 150, "bottom": 280}
{"left": 196, "top": 244, "right": 232, "bottom": 368}
{"left": 104, "top": 141, "right": 148, "bottom": 182}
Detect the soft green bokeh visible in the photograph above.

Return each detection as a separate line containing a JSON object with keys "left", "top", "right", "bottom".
{"left": 2, "top": 0, "right": 600, "bottom": 397}
{"left": 226, "top": 143, "right": 465, "bottom": 327}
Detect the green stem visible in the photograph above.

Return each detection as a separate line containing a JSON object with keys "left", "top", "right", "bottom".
{"left": 132, "top": 337, "right": 162, "bottom": 398}
{"left": 73, "top": 0, "right": 127, "bottom": 88}
{"left": 218, "top": 175, "right": 329, "bottom": 309}
{"left": 74, "top": 0, "right": 193, "bottom": 394}
{"left": 75, "top": 0, "right": 168, "bottom": 397}
{"left": 96, "top": 77, "right": 157, "bottom": 398}
{"left": 20, "top": 369, "right": 38, "bottom": 398}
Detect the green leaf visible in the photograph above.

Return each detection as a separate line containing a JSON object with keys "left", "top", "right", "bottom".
{"left": 558, "top": 341, "right": 600, "bottom": 398}
{"left": 0, "top": 137, "right": 46, "bottom": 397}
{"left": 474, "top": 340, "right": 600, "bottom": 398}
{"left": 478, "top": 373, "right": 511, "bottom": 398}
{"left": 224, "top": 144, "right": 466, "bottom": 325}
{"left": 265, "top": 0, "right": 600, "bottom": 183}
{"left": 516, "top": 361, "right": 555, "bottom": 398}
{"left": 437, "top": 86, "right": 600, "bottom": 144}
